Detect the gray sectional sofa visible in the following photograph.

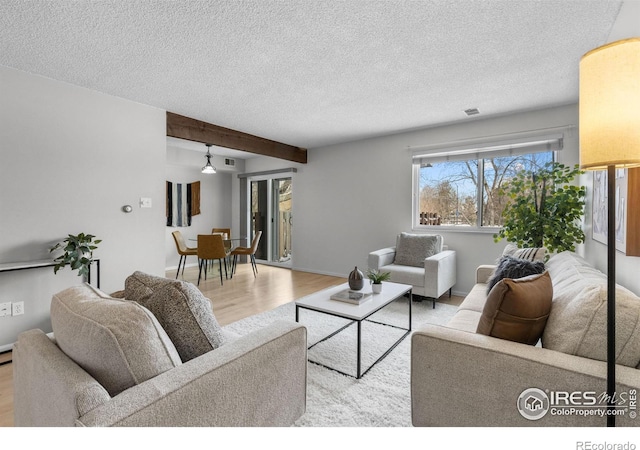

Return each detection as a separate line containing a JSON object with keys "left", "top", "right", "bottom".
{"left": 411, "top": 251, "right": 640, "bottom": 426}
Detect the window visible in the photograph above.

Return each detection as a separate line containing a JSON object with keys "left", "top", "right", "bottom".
{"left": 412, "top": 132, "right": 564, "bottom": 230}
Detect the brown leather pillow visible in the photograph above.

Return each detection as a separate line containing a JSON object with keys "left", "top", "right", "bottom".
{"left": 477, "top": 271, "right": 553, "bottom": 345}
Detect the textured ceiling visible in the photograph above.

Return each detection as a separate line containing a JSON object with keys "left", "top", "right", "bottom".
{"left": 0, "top": 0, "right": 625, "bottom": 150}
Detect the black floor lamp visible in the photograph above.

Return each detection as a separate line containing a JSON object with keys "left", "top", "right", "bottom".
{"left": 579, "top": 37, "right": 640, "bottom": 427}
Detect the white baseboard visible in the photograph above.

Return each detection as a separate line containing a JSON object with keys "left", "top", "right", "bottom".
{"left": 0, "top": 342, "right": 14, "bottom": 353}
{"left": 165, "top": 262, "right": 199, "bottom": 271}
{"left": 291, "top": 266, "right": 347, "bottom": 279}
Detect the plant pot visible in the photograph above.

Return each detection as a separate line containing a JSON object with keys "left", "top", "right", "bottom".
{"left": 372, "top": 283, "right": 382, "bottom": 294}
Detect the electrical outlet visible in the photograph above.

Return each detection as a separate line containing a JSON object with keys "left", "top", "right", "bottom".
{"left": 0, "top": 302, "right": 10, "bottom": 317}
{"left": 12, "top": 301, "right": 24, "bottom": 316}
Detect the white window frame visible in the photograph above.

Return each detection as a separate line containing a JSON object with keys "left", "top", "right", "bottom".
{"left": 410, "top": 128, "right": 570, "bottom": 232}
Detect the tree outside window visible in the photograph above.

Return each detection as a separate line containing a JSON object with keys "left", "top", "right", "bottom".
{"left": 417, "top": 151, "right": 553, "bottom": 228}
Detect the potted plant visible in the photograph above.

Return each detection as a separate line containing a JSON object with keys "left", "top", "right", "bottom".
{"left": 366, "top": 268, "right": 391, "bottom": 294}
{"left": 494, "top": 162, "right": 586, "bottom": 255}
{"left": 49, "top": 233, "right": 101, "bottom": 280}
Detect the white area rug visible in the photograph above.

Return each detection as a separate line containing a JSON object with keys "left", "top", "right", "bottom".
{"left": 224, "top": 297, "right": 457, "bottom": 427}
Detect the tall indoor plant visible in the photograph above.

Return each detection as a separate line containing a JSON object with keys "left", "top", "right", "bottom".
{"left": 49, "top": 233, "right": 101, "bottom": 279}
{"left": 494, "top": 162, "right": 586, "bottom": 254}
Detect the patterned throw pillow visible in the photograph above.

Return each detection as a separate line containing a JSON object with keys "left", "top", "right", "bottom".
{"left": 125, "top": 271, "right": 226, "bottom": 362}
{"left": 394, "top": 233, "right": 443, "bottom": 267}
{"left": 502, "top": 243, "right": 546, "bottom": 262}
{"left": 486, "top": 255, "right": 545, "bottom": 294}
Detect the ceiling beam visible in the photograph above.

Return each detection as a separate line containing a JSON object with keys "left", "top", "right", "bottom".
{"left": 166, "top": 112, "right": 307, "bottom": 164}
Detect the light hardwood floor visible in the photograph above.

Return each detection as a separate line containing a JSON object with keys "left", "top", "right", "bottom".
{"left": 0, "top": 263, "right": 346, "bottom": 427}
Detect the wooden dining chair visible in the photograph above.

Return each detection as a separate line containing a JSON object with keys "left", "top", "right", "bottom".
{"left": 172, "top": 230, "right": 197, "bottom": 279}
{"left": 197, "top": 234, "right": 231, "bottom": 286}
{"left": 231, "top": 231, "right": 262, "bottom": 278}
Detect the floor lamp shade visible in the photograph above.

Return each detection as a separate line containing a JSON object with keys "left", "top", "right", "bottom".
{"left": 579, "top": 37, "right": 640, "bottom": 427}
{"left": 579, "top": 38, "right": 640, "bottom": 169}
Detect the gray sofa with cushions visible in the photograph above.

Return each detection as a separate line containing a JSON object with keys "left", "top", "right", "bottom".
{"left": 13, "top": 273, "right": 307, "bottom": 427}
{"left": 411, "top": 251, "right": 640, "bottom": 426}
{"left": 369, "top": 233, "right": 456, "bottom": 305}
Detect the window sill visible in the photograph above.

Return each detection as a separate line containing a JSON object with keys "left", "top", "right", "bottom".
{"left": 411, "top": 225, "right": 500, "bottom": 235}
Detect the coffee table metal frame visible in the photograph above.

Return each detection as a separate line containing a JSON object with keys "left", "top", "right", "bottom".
{"left": 295, "top": 281, "right": 412, "bottom": 379}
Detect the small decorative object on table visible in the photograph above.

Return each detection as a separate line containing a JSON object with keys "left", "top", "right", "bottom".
{"left": 330, "top": 289, "right": 372, "bottom": 305}
{"left": 348, "top": 266, "right": 364, "bottom": 291}
{"left": 367, "top": 268, "right": 391, "bottom": 294}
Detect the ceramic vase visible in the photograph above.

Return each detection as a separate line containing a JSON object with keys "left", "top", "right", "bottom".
{"left": 372, "top": 283, "right": 382, "bottom": 294}
{"left": 348, "top": 266, "right": 364, "bottom": 291}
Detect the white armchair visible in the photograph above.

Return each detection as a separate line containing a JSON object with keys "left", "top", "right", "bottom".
{"left": 368, "top": 233, "right": 456, "bottom": 308}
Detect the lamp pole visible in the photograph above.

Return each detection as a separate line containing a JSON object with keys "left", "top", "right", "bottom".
{"left": 606, "top": 164, "right": 616, "bottom": 426}
{"left": 580, "top": 38, "right": 640, "bottom": 427}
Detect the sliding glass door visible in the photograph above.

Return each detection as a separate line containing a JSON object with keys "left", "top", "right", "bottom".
{"left": 250, "top": 176, "right": 292, "bottom": 267}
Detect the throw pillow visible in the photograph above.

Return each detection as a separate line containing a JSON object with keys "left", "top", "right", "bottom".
{"left": 394, "top": 233, "right": 442, "bottom": 267}
{"left": 502, "top": 243, "right": 546, "bottom": 262}
{"left": 125, "top": 271, "right": 226, "bottom": 362}
{"left": 486, "top": 255, "right": 545, "bottom": 294}
{"left": 477, "top": 271, "right": 553, "bottom": 345}
{"left": 50, "top": 284, "right": 182, "bottom": 397}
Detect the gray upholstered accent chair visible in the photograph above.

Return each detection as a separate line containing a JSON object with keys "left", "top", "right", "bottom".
{"left": 368, "top": 233, "right": 456, "bottom": 307}
{"left": 13, "top": 276, "right": 307, "bottom": 427}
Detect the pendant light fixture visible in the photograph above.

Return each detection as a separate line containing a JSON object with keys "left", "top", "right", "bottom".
{"left": 202, "top": 144, "right": 216, "bottom": 174}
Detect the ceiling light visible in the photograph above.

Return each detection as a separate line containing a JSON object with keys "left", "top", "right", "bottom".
{"left": 202, "top": 144, "right": 216, "bottom": 174}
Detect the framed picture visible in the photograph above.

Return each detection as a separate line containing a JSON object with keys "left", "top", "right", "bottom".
{"left": 592, "top": 168, "right": 640, "bottom": 256}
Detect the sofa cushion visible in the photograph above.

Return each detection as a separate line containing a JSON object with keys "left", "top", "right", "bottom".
{"left": 477, "top": 271, "right": 553, "bottom": 345}
{"left": 50, "top": 284, "right": 182, "bottom": 397}
{"left": 458, "top": 283, "right": 489, "bottom": 314}
{"left": 542, "top": 252, "right": 640, "bottom": 368}
{"left": 447, "top": 309, "right": 482, "bottom": 333}
{"left": 124, "top": 271, "right": 226, "bottom": 362}
{"left": 486, "top": 255, "right": 545, "bottom": 294}
{"left": 380, "top": 263, "right": 426, "bottom": 288}
{"left": 502, "top": 243, "right": 546, "bottom": 262}
{"left": 394, "top": 233, "right": 442, "bottom": 267}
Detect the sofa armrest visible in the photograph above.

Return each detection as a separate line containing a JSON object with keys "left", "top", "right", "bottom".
{"left": 77, "top": 320, "right": 307, "bottom": 427}
{"left": 411, "top": 324, "right": 640, "bottom": 426}
{"left": 476, "top": 264, "right": 496, "bottom": 284}
{"left": 13, "top": 329, "right": 112, "bottom": 427}
{"left": 368, "top": 246, "right": 396, "bottom": 269}
{"left": 423, "top": 250, "right": 456, "bottom": 298}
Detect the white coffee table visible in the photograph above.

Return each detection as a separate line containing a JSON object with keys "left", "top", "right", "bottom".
{"left": 295, "top": 281, "right": 412, "bottom": 379}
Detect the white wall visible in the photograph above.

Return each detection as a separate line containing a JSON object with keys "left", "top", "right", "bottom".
{"left": 0, "top": 66, "right": 166, "bottom": 349}
{"left": 247, "top": 104, "right": 588, "bottom": 295}
{"left": 165, "top": 146, "right": 238, "bottom": 271}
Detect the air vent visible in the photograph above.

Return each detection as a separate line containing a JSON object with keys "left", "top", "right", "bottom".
{"left": 224, "top": 158, "right": 236, "bottom": 167}
{"left": 464, "top": 108, "right": 480, "bottom": 116}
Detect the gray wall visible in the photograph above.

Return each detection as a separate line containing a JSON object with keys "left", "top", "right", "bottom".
{"left": 246, "top": 104, "right": 640, "bottom": 297}
{"left": 0, "top": 66, "right": 166, "bottom": 350}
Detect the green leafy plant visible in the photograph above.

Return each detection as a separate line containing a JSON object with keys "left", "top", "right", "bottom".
{"left": 494, "top": 162, "right": 586, "bottom": 254}
{"left": 366, "top": 268, "right": 391, "bottom": 284}
{"left": 49, "top": 233, "right": 101, "bottom": 278}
